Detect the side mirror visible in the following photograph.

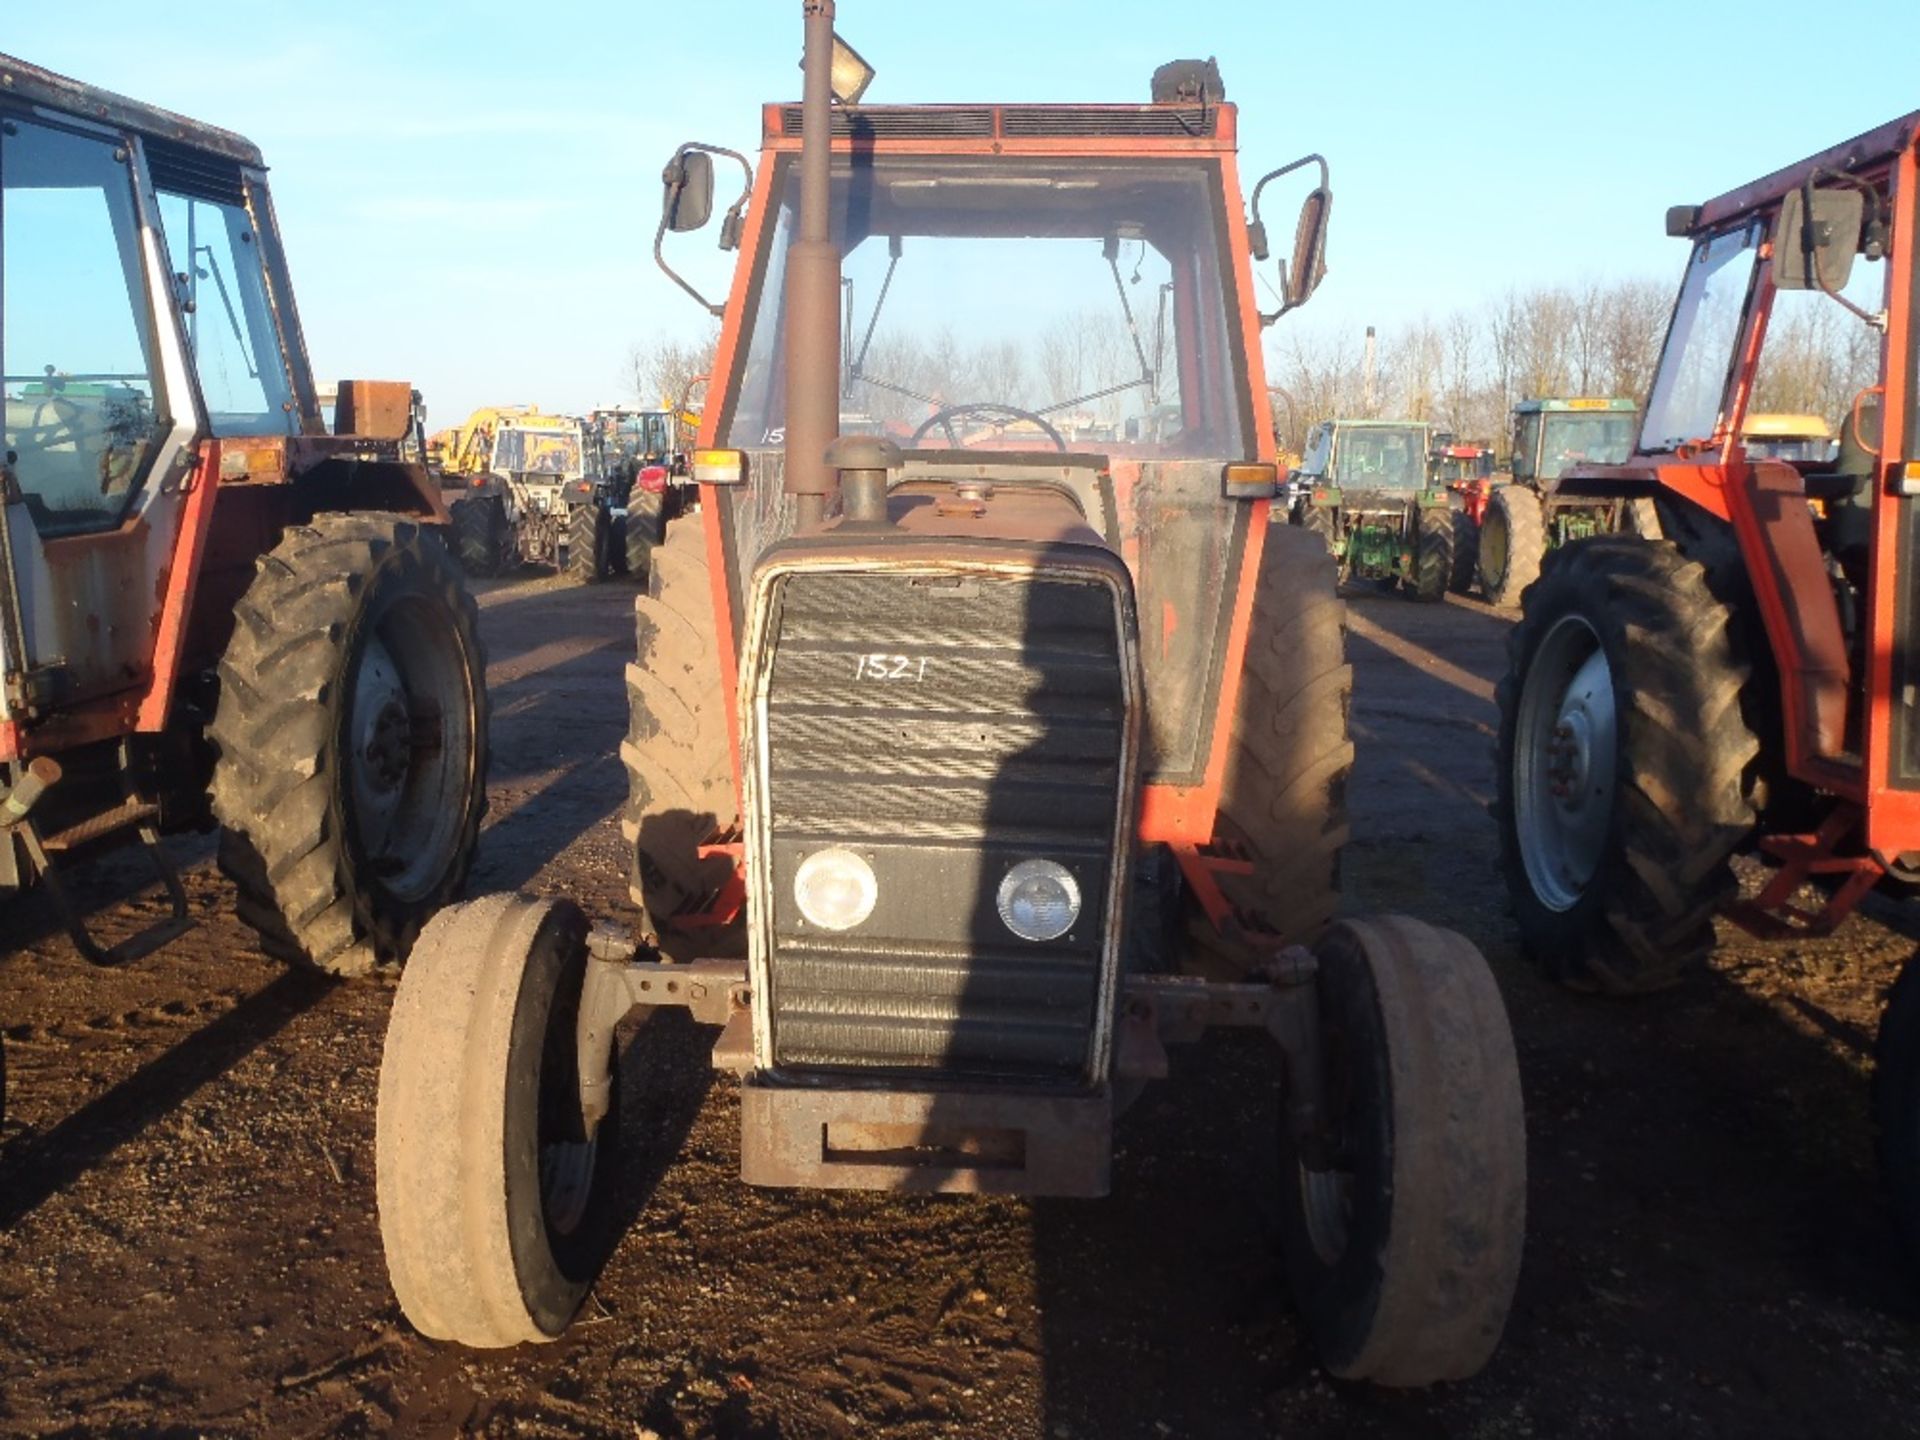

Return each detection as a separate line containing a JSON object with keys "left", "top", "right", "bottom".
{"left": 1280, "top": 187, "right": 1331, "bottom": 310}
{"left": 1248, "top": 154, "right": 1331, "bottom": 326}
{"left": 662, "top": 149, "right": 715, "bottom": 234}
{"left": 1775, "top": 185, "right": 1864, "bottom": 292}
{"left": 655, "top": 143, "right": 754, "bottom": 317}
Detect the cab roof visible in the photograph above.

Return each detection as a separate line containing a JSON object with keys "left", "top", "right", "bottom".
{"left": 0, "top": 51, "right": 264, "bottom": 168}
{"left": 1687, "top": 110, "right": 1919, "bottom": 233}
{"left": 1514, "top": 398, "right": 1637, "bottom": 414}
{"left": 760, "top": 101, "right": 1236, "bottom": 153}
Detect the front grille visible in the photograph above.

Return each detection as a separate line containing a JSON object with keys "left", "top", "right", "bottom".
{"left": 756, "top": 569, "right": 1127, "bottom": 1081}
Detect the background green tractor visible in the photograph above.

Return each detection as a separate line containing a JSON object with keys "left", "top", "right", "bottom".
{"left": 1475, "top": 397, "right": 1648, "bottom": 606}
{"left": 1288, "top": 418, "right": 1455, "bottom": 601}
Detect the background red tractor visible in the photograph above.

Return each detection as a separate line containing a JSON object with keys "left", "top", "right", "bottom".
{"left": 1495, "top": 111, "right": 1920, "bottom": 1257}
{"left": 0, "top": 56, "right": 489, "bottom": 1121}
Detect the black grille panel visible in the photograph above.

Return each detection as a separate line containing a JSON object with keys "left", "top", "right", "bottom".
{"left": 758, "top": 569, "right": 1127, "bottom": 1080}
{"left": 1000, "top": 105, "right": 1215, "bottom": 137}
{"left": 771, "top": 104, "right": 1215, "bottom": 141}
{"left": 778, "top": 105, "right": 996, "bottom": 138}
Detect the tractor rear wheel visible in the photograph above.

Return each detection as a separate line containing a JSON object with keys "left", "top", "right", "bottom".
{"left": 1479, "top": 485, "right": 1545, "bottom": 608}
{"left": 1448, "top": 506, "right": 1478, "bottom": 594}
{"left": 625, "top": 487, "right": 667, "bottom": 581}
{"left": 621, "top": 517, "right": 735, "bottom": 953}
{"left": 565, "top": 501, "right": 610, "bottom": 585}
{"left": 377, "top": 894, "right": 622, "bottom": 1346}
{"left": 1876, "top": 957, "right": 1920, "bottom": 1267}
{"left": 1279, "top": 916, "right": 1526, "bottom": 1386}
{"left": 1409, "top": 507, "right": 1452, "bottom": 603}
{"left": 1192, "top": 522, "right": 1352, "bottom": 964}
{"left": 450, "top": 495, "right": 507, "bottom": 577}
{"left": 211, "top": 513, "right": 489, "bottom": 975}
{"left": 1495, "top": 536, "right": 1757, "bottom": 992}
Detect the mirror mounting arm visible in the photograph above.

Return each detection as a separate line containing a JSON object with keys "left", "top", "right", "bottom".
{"left": 655, "top": 141, "right": 756, "bottom": 318}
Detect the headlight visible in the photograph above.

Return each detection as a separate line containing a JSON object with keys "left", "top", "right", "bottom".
{"left": 996, "top": 859, "right": 1082, "bottom": 942}
{"left": 793, "top": 847, "right": 878, "bottom": 932}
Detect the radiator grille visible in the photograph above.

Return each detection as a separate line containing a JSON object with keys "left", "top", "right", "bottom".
{"left": 758, "top": 569, "right": 1127, "bottom": 1080}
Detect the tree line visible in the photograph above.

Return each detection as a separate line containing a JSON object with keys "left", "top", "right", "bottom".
{"left": 631, "top": 276, "right": 1884, "bottom": 459}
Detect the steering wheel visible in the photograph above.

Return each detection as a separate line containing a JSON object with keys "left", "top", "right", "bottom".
{"left": 910, "top": 402, "right": 1068, "bottom": 453}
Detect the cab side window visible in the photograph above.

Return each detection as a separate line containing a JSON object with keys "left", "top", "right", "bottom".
{"left": 1, "top": 117, "right": 170, "bottom": 535}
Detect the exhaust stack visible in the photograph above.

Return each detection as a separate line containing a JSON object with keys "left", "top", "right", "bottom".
{"left": 782, "top": 0, "right": 843, "bottom": 530}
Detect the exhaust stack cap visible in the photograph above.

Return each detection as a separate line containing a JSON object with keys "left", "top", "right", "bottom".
{"left": 827, "top": 434, "right": 902, "bottom": 526}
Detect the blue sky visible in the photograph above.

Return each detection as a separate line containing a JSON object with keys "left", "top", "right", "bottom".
{"left": 8, "top": 1, "right": 1917, "bottom": 425}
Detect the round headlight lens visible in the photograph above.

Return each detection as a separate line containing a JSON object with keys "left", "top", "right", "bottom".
{"left": 996, "top": 859, "right": 1082, "bottom": 942}
{"left": 793, "top": 847, "right": 878, "bottom": 932}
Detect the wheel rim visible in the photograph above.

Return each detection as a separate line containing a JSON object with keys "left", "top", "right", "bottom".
{"left": 1297, "top": 1164, "right": 1353, "bottom": 1265}
{"left": 1514, "top": 613, "right": 1617, "bottom": 911}
{"left": 1482, "top": 506, "right": 1508, "bottom": 587}
{"left": 537, "top": 967, "right": 600, "bottom": 1238}
{"left": 345, "top": 592, "right": 476, "bottom": 903}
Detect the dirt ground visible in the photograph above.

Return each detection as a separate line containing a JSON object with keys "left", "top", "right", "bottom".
{"left": 4, "top": 571, "right": 1920, "bottom": 1439}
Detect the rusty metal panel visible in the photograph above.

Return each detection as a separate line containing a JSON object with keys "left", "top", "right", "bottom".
{"left": 333, "top": 380, "right": 413, "bottom": 440}
{"left": 738, "top": 1080, "right": 1111, "bottom": 1195}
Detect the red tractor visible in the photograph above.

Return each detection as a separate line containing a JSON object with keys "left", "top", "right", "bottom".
{"left": 1495, "top": 112, "right": 1920, "bottom": 1254}
{"left": 375, "top": 14, "right": 1526, "bottom": 1388}
{"left": 0, "top": 58, "right": 489, "bottom": 1116}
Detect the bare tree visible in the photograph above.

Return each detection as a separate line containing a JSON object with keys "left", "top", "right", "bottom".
{"left": 629, "top": 330, "right": 719, "bottom": 411}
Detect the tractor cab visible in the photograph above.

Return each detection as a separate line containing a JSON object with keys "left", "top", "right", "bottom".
{"left": 1509, "top": 397, "right": 1638, "bottom": 488}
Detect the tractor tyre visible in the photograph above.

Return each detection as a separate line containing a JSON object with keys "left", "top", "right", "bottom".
{"left": 565, "top": 501, "right": 610, "bottom": 585}
{"left": 1495, "top": 536, "right": 1757, "bottom": 993}
{"left": 1190, "top": 522, "right": 1352, "bottom": 967}
{"left": 1448, "top": 506, "right": 1479, "bottom": 595}
{"left": 450, "top": 495, "right": 507, "bottom": 578}
{"left": 1301, "top": 504, "right": 1340, "bottom": 558}
{"left": 1876, "top": 955, "right": 1920, "bottom": 1268}
{"left": 621, "top": 517, "right": 735, "bottom": 954}
{"left": 625, "top": 487, "right": 667, "bottom": 582}
{"left": 211, "top": 513, "right": 489, "bottom": 976}
{"left": 1279, "top": 916, "right": 1526, "bottom": 1386}
{"left": 1410, "top": 507, "right": 1453, "bottom": 603}
{"left": 377, "top": 894, "right": 623, "bottom": 1346}
{"left": 1478, "top": 485, "right": 1546, "bottom": 608}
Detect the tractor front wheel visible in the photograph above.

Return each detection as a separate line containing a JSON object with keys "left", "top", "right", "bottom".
{"left": 1191, "top": 522, "right": 1352, "bottom": 964}
{"left": 377, "top": 895, "right": 622, "bottom": 1346}
{"left": 1478, "top": 485, "right": 1545, "bottom": 608}
{"left": 1495, "top": 536, "right": 1756, "bottom": 992}
{"left": 565, "top": 501, "right": 611, "bottom": 584}
{"left": 211, "top": 513, "right": 489, "bottom": 975}
{"left": 1279, "top": 915, "right": 1526, "bottom": 1386}
{"left": 625, "top": 487, "right": 668, "bottom": 581}
{"left": 1448, "top": 506, "right": 1479, "bottom": 594}
{"left": 1409, "top": 507, "right": 1453, "bottom": 603}
{"left": 450, "top": 495, "right": 508, "bottom": 578}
